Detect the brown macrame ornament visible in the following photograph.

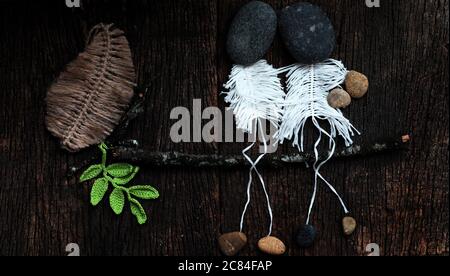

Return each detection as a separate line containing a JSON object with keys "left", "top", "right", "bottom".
{"left": 46, "top": 23, "right": 136, "bottom": 152}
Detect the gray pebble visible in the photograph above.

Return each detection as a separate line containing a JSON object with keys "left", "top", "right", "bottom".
{"left": 279, "top": 2, "right": 335, "bottom": 64}
{"left": 226, "top": 1, "right": 277, "bottom": 65}
{"left": 328, "top": 88, "right": 352, "bottom": 109}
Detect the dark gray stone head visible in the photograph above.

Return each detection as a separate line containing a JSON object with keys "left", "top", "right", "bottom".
{"left": 279, "top": 2, "right": 336, "bottom": 64}
{"left": 226, "top": 1, "right": 277, "bottom": 66}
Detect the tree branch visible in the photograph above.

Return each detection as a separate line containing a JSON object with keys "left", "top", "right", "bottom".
{"left": 108, "top": 135, "right": 411, "bottom": 169}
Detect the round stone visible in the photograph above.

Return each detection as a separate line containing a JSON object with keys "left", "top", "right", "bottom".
{"left": 257, "top": 236, "right": 286, "bottom": 255}
{"left": 279, "top": 2, "right": 336, "bottom": 64}
{"left": 342, "top": 216, "right": 357, "bottom": 236}
{"left": 218, "top": 232, "right": 248, "bottom": 256}
{"left": 226, "top": 1, "right": 277, "bottom": 65}
{"left": 328, "top": 88, "right": 352, "bottom": 109}
{"left": 296, "top": 225, "right": 317, "bottom": 248}
{"left": 345, "top": 71, "right": 369, "bottom": 98}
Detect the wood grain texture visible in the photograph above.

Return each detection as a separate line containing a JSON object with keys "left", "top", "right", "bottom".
{"left": 0, "top": 0, "right": 448, "bottom": 256}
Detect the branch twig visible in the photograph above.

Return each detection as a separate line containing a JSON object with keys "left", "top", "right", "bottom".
{"left": 108, "top": 135, "right": 411, "bottom": 169}
{"left": 107, "top": 74, "right": 162, "bottom": 143}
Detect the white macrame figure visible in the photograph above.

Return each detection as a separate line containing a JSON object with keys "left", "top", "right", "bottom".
{"left": 218, "top": 0, "right": 289, "bottom": 256}
{"left": 277, "top": 59, "right": 360, "bottom": 230}
{"left": 223, "top": 60, "right": 285, "bottom": 237}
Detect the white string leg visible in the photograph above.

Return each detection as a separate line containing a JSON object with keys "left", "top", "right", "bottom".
{"left": 239, "top": 119, "right": 274, "bottom": 237}
{"left": 306, "top": 118, "right": 350, "bottom": 226}
{"left": 312, "top": 119, "right": 350, "bottom": 214}
{"left": 239, "top": 140, "right": 256, "bottom": 233}
{"left": 306, "top": 119, "right": 322, "bottom": 225}
{"left": 254, "top": 119, "right": 273, "bottom": 237}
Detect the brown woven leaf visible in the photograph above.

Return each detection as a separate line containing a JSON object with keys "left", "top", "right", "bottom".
{"left": 46, "top": 23, "right": 136, "bottom": 152}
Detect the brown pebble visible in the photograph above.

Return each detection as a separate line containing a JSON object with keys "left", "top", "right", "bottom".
{"left": 257, "top": 236, "right": 286, "bottom": 255}
{"left": 327, "top": 88, "right": 352, "bottom": 109}
{"left": 345, "top": 71, "right": 369, "bottom": 99}
{"left": 342, "top": 216, "right": 357, "bottom": 236}
{"left": 402, "top": 135, "right": 411, "bottom": 143}
{"left": 218, "top": 232, "right": 248, "bottom": 256}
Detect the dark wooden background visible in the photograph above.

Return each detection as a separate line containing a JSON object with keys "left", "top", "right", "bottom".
{"left": 0, "top": 0, "right": 448, "bottom": 256}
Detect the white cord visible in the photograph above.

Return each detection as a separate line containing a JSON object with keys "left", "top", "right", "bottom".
{"left": 306, "top": 117, "right": 350, "bottom": 225}
{"left": 239, "top": 140, "right": 256, "bottom": 232}
{"left": 239, "top": 119, "right": 274, "bottom": 236}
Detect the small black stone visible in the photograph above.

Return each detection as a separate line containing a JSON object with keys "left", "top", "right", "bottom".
{"left": 296, "top": 224, "right": 317, "bottom": 248}
{"left": 226, "top": 1, "right": 277, "bottom": 66}
{"left": 279, "top": 2, "right": 336, "bottom": 64}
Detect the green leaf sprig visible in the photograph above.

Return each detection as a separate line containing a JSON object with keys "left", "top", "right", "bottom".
{"left": 79, "top": 143, "right": 159, "bottom": 224}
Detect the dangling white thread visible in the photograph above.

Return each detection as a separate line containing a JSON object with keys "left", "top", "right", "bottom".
{"left": 239, "top": 119, "right": 273, "bottom": 236}
{"left": 277, "top": 59, "right": 358, "bottom": 223}
{"left": 257, "top": 125, "right": 274, "bottom": 236}
{"left": 306, "top": 118, "right": 350, "bottom": 225}
{"left": 223, "top": 60, "right": 283, "bottom": 236}
{"left": 239, "top": 141, "right": 256, "bottom": 232}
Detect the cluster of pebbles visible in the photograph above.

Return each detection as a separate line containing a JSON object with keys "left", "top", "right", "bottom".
{"left": 328, "top": 71, "right": 369, "bottom": 109}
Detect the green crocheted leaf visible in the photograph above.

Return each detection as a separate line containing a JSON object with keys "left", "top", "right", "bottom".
{"left": 113, "top": 167, "right": 140, "bottom": 186}
{"left": 90, "top": 178, "right": 109, "bottom": 206}
{"left": 80, "top": 164, "right": 103, "bottom": 182}
{"left": 109, "top": 188, "right": 125, "bottom": 215}
{"left": 106, "top": 163, "right": 134, "bottom": 178}
{"left": 78, "top": 143, "right": 159, "bottom": 225}
{"left": 129, "top": 185, "right": 159, "bottom": 200}
{"left": 130, "top": 198, "right": 147, "bottom": 225}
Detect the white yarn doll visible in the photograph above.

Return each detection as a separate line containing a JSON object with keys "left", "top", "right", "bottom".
{"left": 218, "top": 1, "right": 287, "bottom": 256}
{"left": 277, "top": 2, "right": 369, "bottom": 248}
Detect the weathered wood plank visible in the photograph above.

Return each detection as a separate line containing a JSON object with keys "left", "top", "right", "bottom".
{"left": 0, "top": 0, "right": 448, "bottom": 256}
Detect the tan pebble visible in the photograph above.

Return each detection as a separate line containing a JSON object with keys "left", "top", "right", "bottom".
{"left": 257, "top": 236, "right": 286, "bottom": 255}
{"left": 342, "top": 216, "right": 357, "bottom": 236}
{"left": 345, "top": 71, "right": 369, "bottom": 99}
{"left": 218, "top": 232, "right": 248, "bottom": 256}
{"left": 402, "top": 135, "right": 411, "bottom": 143}
{"left": 328, "top": 88, "right": 352, "bottom": 109}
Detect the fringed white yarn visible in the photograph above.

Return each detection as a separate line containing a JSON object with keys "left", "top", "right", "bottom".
{"left": 223, "top": 60, "right": 283, "bottom": 236}
{"left": 276, "top": 59, "right": 360, "bottom": 224}
{"left": 277, "top": 59, "right": 359, "bottom": 149}
{"left": 223, "top": 60, "right": 285, "bottom": 134}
